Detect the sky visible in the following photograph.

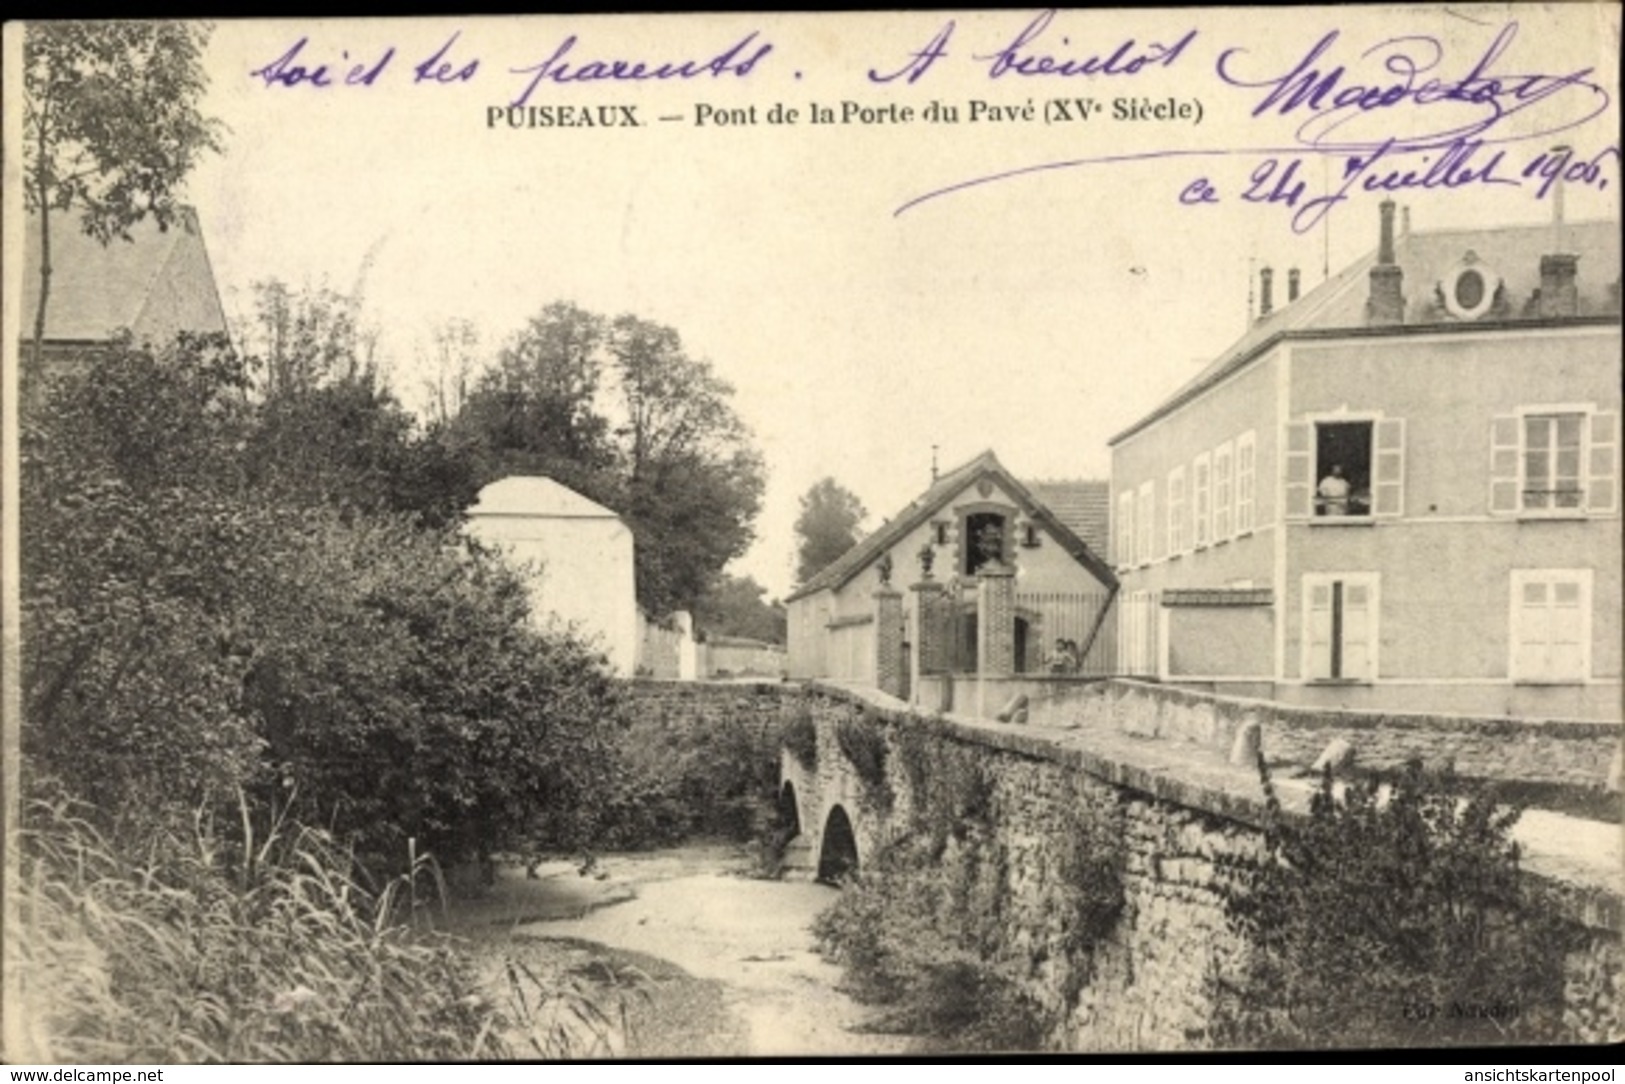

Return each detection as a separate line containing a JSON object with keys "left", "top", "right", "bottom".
{"left": 120, "top": 7, "right": 1623, "bottom": 600}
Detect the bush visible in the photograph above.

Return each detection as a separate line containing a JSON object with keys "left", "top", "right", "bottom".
{"left": 835, "top": 713, "right": 892, "bottom": 811}
{"left": 782, "top": 702, "right": 818, "bottom": 771}
{"left": 20, "top": 336, "right": 627, "bottom": 871}
{"left": 9, "top": 794, "right": 495, "bottom": 1062}
{"left": 1211, "top": 759, "right": 1579, "bottom": 1049}
{"left": 589, "top": 700, "right": 782, "bottom": 849}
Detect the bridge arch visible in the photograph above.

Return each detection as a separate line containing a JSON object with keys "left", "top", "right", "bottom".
{"left": 816, "top": 804, "right": 860, "bottom": 884}
{"left": 777, "top": 781, "right": 802, "bottom": 838}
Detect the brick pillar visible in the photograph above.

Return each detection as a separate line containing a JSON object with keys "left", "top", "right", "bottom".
{"left": 911, "top": 579, "right": 947, "bottom": 675}
{"left": 873, "top": 587, "right": 905, "bottom": 698}
{"left": 977, "top": 563, "right": 1016, "bottom": 679}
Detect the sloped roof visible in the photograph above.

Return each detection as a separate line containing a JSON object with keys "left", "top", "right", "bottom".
{"left": 468, "top": 476, "right": 622, "bottom": 520}
{"left": 785, "top": 450, "right": 1116, "bottom": 603}
{"left": 1112, "top": 217, "right": 1622, "bottom": 445}
{"left": 1025, "top": 479, "right": 1110, "bottom": 559}
{"left": 18, "top": 207, "right": 225, "bottom": 342}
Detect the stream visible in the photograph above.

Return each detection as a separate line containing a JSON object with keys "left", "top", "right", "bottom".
{"left": 448, "top": 843, "right": 919, "bottom": 1058}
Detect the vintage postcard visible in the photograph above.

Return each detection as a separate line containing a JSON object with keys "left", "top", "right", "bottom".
{"left": 3, "top": 6, "right": 1621, "bottom": 1062}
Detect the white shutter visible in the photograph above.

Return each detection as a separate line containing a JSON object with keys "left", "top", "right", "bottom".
{"left": 1138, "top": 480, "right": 1157, "bottom": 562}
{"left": 1306, "top": 582, "right": 1333, "bottom": 679}
{"left": 1117, "top": 491, "right": 1135, "bottom": 568}
{"left": 1372, "top": 418, "right": 1406, "bottom": 517}
{"left": 1236, "top": 431, "right": 1257, "bottom": 533}
{"left": 1214, "top": 442, "right": 1234, "bottom": 540}
{"left": 1342, "top": 582, "right": 1372, "bottom": 680}
{"left": 1549, "top": 579, "right": 1585, "bottom": 680}
{"left": 1587, "top": 411, "right": 1618, "bottom": 513}
{"left": 1489, "top": 415, "right": 1520, "bottom": 514}
{"left": 1193, "top": 453, "right": 1212, "bottom": 545}
{"left": 1285, "top": 422, "right": 1312, "bottom": 519}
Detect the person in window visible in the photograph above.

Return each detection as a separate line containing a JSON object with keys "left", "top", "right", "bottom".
{"left": 1317, "top": 464, "right": 1351, "bottom": 516}
{"left": 1048, "top": 638, "right": 1078, "bottom": 674}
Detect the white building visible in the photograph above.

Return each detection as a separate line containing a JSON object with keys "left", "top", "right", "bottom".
{"left": 465, "top": 476, "right": 639, "bottom": 676}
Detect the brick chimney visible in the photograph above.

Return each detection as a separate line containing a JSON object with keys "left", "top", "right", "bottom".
{"left": 1366, "top": 199, "right": 1405, "bottom": 326}
{"left": 1288, "top": 267, "right": 1301, "bottom": 303}
{"left": 1538, "top": 254, "right": 1580, "bottom": 318}
{"left": 1258, "top": 266, "right": 1274, "bottom": 319}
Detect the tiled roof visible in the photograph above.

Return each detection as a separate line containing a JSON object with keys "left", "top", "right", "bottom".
{"left": 18, "top": 207, "right": 216, "bottom": 342}
{"left": 1025, "top": 479, "right": 1110, "bottom": 559}
{"left": 1112, "top": 217, "right": 1622, "bottom": 445}
{"left": 786, "top": 450, "right": 1116, "bottom": 602}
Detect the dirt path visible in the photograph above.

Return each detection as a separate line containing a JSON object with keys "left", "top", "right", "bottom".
{"left": 448, "top": 844, "right": 917, "bottom": 1058}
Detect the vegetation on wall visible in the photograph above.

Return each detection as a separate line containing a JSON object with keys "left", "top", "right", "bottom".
{"left": 782, "top": 702, "right": 819, "bottom": 772}
{"left": 835, "top": 713, "right": 893, "bottom": 812}
{"left": 813, "top": 714, "right": 1126, "bottom": 1052}
{"left": 1209, "top": 758, "right": 1581, "bottom": 1049}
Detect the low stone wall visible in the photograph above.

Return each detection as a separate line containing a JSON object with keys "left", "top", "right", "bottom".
{"left": 1069, "top": 680, "right": 1620, "bottom": 791}
{"left": 620, "top": 678, "right": 790, "bottom": 740}
{"left": 784, "top": 681, "right": 1623, "bottom": 1050}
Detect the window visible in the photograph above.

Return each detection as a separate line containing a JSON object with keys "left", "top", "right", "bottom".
{"left": 1213, "top": 441, "right": 1235, "bottom": 541}
{"left": 1116, "top": 490, "right": 1135, "bottom": 569}
{"left": 1491, "top": 409, "right": 1617, "bottom": 516}
{"left": 1509, "top": 570, "right": 1591, "bottom": 683}
{"left": 1021, "top": 522, "right": 1041, "bottom": 548}
{"left": 1304, "top": 574, "right": 1379, "bottom": 681}
{"left": 1285, "top": 417, "right": 1406, "bottom": 518}
{"left": 1137, "top": 480, "right": 1157, "bottom": 563}
{"left": 1236, "top": 431, "right": 1257, "bottom": 533}
{"left": 963, "top": 511, "right": 1007, "bottom": 575}
{"left": 1192, "top": 452, "right": 1212, "bottom": 546}
{"left": 1166, "top": 465, "right": 1187, "bottom": 555}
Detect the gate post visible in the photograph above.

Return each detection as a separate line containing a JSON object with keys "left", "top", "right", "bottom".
{"left": 977, "top": 561, "right": 1016, "bottom": 719}
{"left": 873, "top": 585, "right": 905, "bottom": 699}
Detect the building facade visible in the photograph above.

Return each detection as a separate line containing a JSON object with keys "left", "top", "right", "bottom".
{"left": 465, "top": 476, "right": 640, "bottom": 677}
{"left": 787, "top": 450, "right": 1115, "bottom": 687}
{"left": 1109, "top": 205, "right": 1621, "bottom": 721}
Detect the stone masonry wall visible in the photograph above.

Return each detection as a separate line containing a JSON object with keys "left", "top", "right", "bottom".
{"left": 1069, "top": 680, "right": 1620, "bottom": 791}
{"left": 784, "top": 682, "right": 1623, "bottom": 1050}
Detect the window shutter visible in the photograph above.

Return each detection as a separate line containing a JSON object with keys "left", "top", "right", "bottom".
{"left": 1306, "top": 582, "right": 1332, "bottom": 679}
{"left": 1193, "top": 452, "right": 1212, "bottom": 545}
{"left": 1285, "top": 422, "right": 1312, "bottom": 519}
{"left": 1236, "top": 431, "right": 1257, "bottom": 533}
{"left": 1117, "top": 491, "right": 1135, "bottom": 568}
{"left": 1489, "top": 415, "right": 1520, "bottom": 514}
{"left": 1342, "top": 582, "right": 1373, "bottom": 680}
{"left": 1372, "top": 418, "right": 1406, "bottom": 517}
{"left": 1588, "top": 411, "right": 1618, "bottom": 513}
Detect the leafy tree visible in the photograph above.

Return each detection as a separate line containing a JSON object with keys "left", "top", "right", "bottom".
{"left": 453, "top": 305, "right": 766, "bottom": 617}
{"left": 457, "top": 301, "right": 617, "bottom": 493}
{"left": 22, "top": 20, "right": 223, "bottom": 370}
{"left": 694, "top": 573, "right": 786, "bottom": 643}
{"left": 795, "top": 477, "right": 867, "bottom": 585}
{"left": 605, "top": 314, "right": 765, "bottom": 615}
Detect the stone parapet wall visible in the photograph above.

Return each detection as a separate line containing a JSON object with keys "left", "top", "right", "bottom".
{"left": 786, "top": 681, "right": 1623, "bottom": 1049}
{"left": 1071, "top": 680, "right": 1620, "bottom": 791}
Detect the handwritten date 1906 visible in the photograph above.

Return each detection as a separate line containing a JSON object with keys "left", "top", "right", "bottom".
{"left": 1180, "top": 139, "right": 1617, "bottom": 234}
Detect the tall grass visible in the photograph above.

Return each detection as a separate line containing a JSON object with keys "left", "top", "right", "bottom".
{"left": 7, "top": 794, "right": 618, "bottom": 1063}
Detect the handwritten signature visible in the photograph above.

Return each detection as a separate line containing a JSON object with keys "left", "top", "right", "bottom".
{"left": 897, "top": 20, "right": 1616, "bottom": 227}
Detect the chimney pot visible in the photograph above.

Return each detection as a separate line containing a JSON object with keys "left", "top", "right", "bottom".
{"left": 1259, "top": 267, "right": 1274, "bottom": 318}
{"left": 1367, "top": 201, "right": 1405, "bottom": 325}
{"left": 1378, "top": 200, "right": 1397, "bottom": 265}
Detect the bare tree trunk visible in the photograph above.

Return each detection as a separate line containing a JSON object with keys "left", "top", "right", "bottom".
{"left": 29, "top": 195, "right": 52, "bottom": 376}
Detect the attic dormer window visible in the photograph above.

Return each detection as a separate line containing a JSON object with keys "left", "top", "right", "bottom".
{"left": 1441, "top": 254, "right": 1501, "bottom": 320}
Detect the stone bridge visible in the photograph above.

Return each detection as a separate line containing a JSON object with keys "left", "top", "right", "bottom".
{"left": 771, "top": 679, "right": 1623, "bottom": 1050}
